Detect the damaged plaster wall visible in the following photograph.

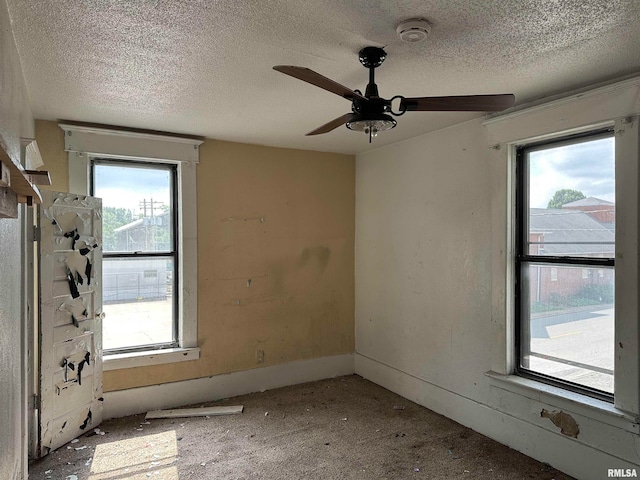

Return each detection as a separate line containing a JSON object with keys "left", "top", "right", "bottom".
{"left": 34, "top": 125, "right": 356, "bottom": 391}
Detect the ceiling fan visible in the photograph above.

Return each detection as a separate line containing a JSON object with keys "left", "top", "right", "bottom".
{"left": 274, "top": 46, "right": 515, "bottom": 142}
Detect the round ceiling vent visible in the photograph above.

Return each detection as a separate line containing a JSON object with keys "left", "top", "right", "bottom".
{"left": 396, "top": 18, "right": 431, "bottom": 43}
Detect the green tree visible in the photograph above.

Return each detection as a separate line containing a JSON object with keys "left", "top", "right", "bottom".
{"left": 547, "top": 189, "right": 586, "bottom": 209}
{"left": 102, "top": 207, "right": 136, "bottom": 251}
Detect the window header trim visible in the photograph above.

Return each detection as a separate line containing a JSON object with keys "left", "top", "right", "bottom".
{"left": 59, "top": 123, "right": 203, "bottom": 164}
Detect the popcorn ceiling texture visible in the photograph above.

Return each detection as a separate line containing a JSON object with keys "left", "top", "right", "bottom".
{"left": 6, "top": 0, "right": 640, "bottom": 154}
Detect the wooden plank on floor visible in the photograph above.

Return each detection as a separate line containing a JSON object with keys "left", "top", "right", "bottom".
{"left": 145, "top": 405, "right": 244, "bottom": 420}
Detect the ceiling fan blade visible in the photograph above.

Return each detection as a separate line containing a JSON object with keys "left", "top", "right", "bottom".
{"left": 274, "top": 66, "right": 367, "bottom": 102}
{"left": 401, "top": 94, "right": 515, "bottom": 112}
{"left": 306, "top": 113, "right": 354, "bottom": 136}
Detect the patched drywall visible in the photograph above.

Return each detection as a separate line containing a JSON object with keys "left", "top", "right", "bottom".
{"left": 35, "top": 126, "right": 356, "bottom": 391}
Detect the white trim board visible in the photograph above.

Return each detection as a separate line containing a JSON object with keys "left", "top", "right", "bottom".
{"left": 146, "top": 405, "right": 243, "bottom": 419}
{"left": 59, "top": 123, "right": 202, "bottom": 164}
{"left": 354, "top": 353, "right": 639, "bottom": 480}
{"left": 103, "top": 353, "right": 354, "bottom": 419}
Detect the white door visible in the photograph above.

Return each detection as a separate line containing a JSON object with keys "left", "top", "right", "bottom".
{"left": 37, "top": 191, "right": 103, "bottom": 456}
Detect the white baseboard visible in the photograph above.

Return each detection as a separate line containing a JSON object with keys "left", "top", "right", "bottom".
{"left": 104, "top": 353, "right": 354, "bottom": 419}
{"left": 355, "top": 353, "right": 637, "bottom": 480}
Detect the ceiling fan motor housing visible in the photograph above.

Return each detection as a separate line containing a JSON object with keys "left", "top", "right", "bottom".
{"left": 396, "top": 18, "right": 431, "bottom": 43}
{"left": 358, "top": 46, "right": 387, "bottom": 68}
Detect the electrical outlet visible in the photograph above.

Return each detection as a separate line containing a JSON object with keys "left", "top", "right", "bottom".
{"left": 256, "top": 349, "right": 265, "bottom": 364}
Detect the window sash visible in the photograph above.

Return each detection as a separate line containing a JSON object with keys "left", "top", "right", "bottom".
{"left": 515, "top": 130, "right": 615, "bottom": 401}
{"left": 91, "top": 158, "right": 180, "bottom": 353}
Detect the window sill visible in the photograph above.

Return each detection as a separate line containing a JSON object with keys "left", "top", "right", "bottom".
{"left": 103, "top": 347, "right": 200, "bottom": 371}
{"left": 485, "top": 371, "right": 639, "bottom": 434}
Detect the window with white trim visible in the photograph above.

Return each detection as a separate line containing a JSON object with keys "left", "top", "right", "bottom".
{"left": 515, "top": 129, "right": 615, "bottom": 399}
{"left": 92, "top": 159, "right": 178, "bottom": 352}
{"left": 61, "top": 124, "right": 201, "bottom": 368}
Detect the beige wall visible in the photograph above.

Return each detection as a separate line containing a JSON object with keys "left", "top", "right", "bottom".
{"left": 35, "top": 121, "right": 355, "bottom": 392}
{"left": 35, "top": 120, "right": 68, "bottom": 193}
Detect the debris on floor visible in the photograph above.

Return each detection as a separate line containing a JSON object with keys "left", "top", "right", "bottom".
{"left": 27, "top": 376, "right": 575, "bottom": 480}
{"left": 145, "top": 405, "right": 244, "bottom": 419}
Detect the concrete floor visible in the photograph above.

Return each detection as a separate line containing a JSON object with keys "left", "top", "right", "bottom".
{"left": 102, "top": 299, "right": 173, "bottom": 350}
{"left": 29, "top": 375, "right": 573, "bottom": 480}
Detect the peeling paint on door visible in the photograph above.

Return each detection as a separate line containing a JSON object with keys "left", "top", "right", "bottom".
{"left": 38, "top": 191, "right": 103, "bottom": 456}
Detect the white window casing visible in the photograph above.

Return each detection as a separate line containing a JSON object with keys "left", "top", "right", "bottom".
{"left": 61, "top": 124, "right": 202, "bottom": 369}
{"left": 483, "top": 77, "right": 640, "bottom": 419}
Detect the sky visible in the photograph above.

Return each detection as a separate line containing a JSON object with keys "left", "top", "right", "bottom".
{"left": 93, "top": 163, "right": 171, "bottom": 214}
{"left": 528, "top": 136, "right": 615, "bottom": 208}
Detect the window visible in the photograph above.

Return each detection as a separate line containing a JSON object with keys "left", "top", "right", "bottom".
{"left": 61, "top": 124, "right": 201, "bottom": 368}
{"left": 515, "top": 130, "right": 615, "bottom": 399}
{"left": 92, "top": 159, "right": 178, "bottom": 352}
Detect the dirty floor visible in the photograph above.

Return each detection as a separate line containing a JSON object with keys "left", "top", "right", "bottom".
{"left": 29, "top": 375, "right": 574, "bottom": 480}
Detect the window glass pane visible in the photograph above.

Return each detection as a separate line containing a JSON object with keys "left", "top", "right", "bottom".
{"left": 520, "top": 263, "right": 614, "bottom": 393}
{"left": 94, "top": 163, "right": 173, "bottom": 253}
{"left": 102, "top": 257, "right": 175, "bottom": 350}
{"left": 527, "top": 136, "right": 614, "bottom": 258}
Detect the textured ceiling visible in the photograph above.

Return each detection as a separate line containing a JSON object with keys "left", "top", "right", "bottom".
{"left": 6, "top": 0, "right": 640, "bottom": 155}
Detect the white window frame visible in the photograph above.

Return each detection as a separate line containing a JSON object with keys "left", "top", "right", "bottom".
{"left": 484, "top": 76, "right": 640, "bottom": 423}
{"left": 515, "top": 129, "right": 615, "bottom": 399}
{"left": 60, "top": 124, "right": 202, "bottom": 369}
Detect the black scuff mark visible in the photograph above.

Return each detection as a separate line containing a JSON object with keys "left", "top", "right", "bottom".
{"left": 76, "top": 271, "right": 83, "bottom": 286}
{"left": 61, "top": 358, "right": 72, "bottom": 382}
{"left": 66, "top": 267, "right": 80, "bottom": 299}
{"left": 63, "top": 229, "right": 80, "bottom": 250}
{"left": 85, "top": 260, "right": 92, "bottom": 285}
{"left": 76, "top": 352, "right": 90, "bottom": 386}
{"left": 79, "top": 410, "right": 92, "bottom": 430}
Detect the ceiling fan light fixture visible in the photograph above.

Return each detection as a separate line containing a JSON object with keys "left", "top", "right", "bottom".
{"left": 273, "top": 44, "right": 514, "bottom": 141}
{"left": 346, "top": 113, "right": 397, "bottom": 134}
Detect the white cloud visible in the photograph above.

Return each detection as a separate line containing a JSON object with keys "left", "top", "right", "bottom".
{"left": 528, "top": 137, "right": 614, "bottom": 208}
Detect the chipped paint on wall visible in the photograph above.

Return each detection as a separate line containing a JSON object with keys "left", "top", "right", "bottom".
{"left": 540, "top": 409, "right": 580, "bottom": 438}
